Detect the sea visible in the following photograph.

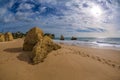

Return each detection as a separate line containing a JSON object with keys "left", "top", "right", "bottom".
{"left": 53, "top": 37, "right": 120, "bottom": 51}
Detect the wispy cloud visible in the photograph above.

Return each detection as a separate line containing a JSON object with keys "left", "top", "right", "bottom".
{"left": 0, "top": 0, "right": 120, "bottom": 37}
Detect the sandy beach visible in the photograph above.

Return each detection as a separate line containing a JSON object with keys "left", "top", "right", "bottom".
{"left": 0, "top": 38, "right": 120, "bottom": 80}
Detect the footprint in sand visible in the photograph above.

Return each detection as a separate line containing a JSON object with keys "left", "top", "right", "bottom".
{"left": 103, "top": 60, "right": 116, "bottom": 68}
{"left": 91, "top": 56, "right": 96, "bottom": 60}
{"left": 72, "top": 50, "right": 79, "bottom": 55}
{"left": 118, "top": 66, "right": 120, "bottom": 69}
{"left": 72, "top": 51, "right": 119, "bottom": 70}
{"left": 102, "top": 59, "right": 112, "bottom": 66}
{"left": 81, "top": 52, "right": 86, "bottom": 57}
{"left": 86, "top": 54, "right": 90, "bottom": 57}
{"left": 111, "top": 64, "right": 116, "bottom": 68}
{"left": 78, "top": 51, "right": 82, "bottom": 55}
{"left": 97, "top": 57, "right": 102, "bottom": 62}
{"left": 96, "top": 56, "right": 99, "bottom": 59}
{"left": 107, "top": 60, "right": 111, "bottom": 62}
{"left": 101, "top": 58, "right": 107, "bottom": 63}
{"left": 86, "top": 54, "right": 119, "bottom": 69}
{"left": 102, "top": 58, "right": 105, "bottom": 62}
{"left": 104, "top": 61, "right": 111, "bottom": 66}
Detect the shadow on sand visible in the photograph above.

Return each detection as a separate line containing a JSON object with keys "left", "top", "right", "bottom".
{"left": 3, "top": 47, "right": 23, "bottom": 53}
{"left": 4, "top": 47, "right": 33, "bottom": 64}
{"left": 17, "top": 51, "right": 33, "bottom": 64}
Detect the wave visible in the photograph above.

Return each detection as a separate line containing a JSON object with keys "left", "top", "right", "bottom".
{"left": 54, "top": 38, "right": 120, "bottom": 50}
{"left": 96, "top": 41, "right": 120, "bottom": 45}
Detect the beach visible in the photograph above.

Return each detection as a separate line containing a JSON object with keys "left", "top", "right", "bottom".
{"left": 0, "top": 38, "right": 120, "bottom": 80}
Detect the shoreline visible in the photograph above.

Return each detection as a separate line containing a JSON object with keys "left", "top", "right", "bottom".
{"left": 54, "top": 40, "right": 120, "bottom": 51}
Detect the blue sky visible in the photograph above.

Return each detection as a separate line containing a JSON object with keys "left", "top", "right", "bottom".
{"left": 0, "top": 0, "right": 120, "bottom": 37}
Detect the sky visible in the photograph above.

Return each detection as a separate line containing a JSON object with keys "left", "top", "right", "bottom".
{"left": 0, "top": 0, "right": 120, "bottom": 37}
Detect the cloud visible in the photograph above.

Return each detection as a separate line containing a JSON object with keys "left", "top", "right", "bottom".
{"left": 0, "top": 0, "right": 120, "bottom": 37}
{"left": 18, "top": 3, "right": 35, "bottom": 10}
{"left": 76, "top": 27, "right": 106, "bottom": 33}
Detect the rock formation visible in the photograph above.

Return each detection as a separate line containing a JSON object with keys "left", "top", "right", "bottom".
{"left": 71, "top": 36, "right": 77, "bottom": 40}
{"left": 0, "top": 32, "right": 13, "bottom": 42}
{"left": 60, "top": 35, "right": 64, "bottom": 40}
{"left": 4, "top": 32, "right": 13, "bottom": 41}
{"left": 31, "top": 36, "right": 61, "bottom": 64}
{"left": 0, "top": 33, "right": 5, "bottom": 42}
{"left": 23, "top": 27, "right": 61, "bottom": 64}
{"left": 23, "top": 27, "right": 44, "bottom": 51}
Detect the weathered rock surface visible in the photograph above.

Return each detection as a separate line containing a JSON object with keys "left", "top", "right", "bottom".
{"left": 60, "top": 35, "right": 64, "bottom": 40}
{"left": 71, "top": 36, "right": 77, "bottom": 40}
{"left": 23, "top": 27, "right": 44, "bottom": 51}
{"left": 4, "top": 32, "right": 13, "bottom": 41}
{"left": 23, "top": 27, "right": 61, "bottom": 64}
{"left": 31, "top": 36, "right": 61, "bottom": 64}
{"left": 0, "top": 33, "right": 5, "bottom": 42}
{"left": 0, "top": 32, "right": 14, "bottom": 42}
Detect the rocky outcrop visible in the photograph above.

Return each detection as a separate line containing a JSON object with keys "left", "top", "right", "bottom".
{"left": 23, "top": 27, "right": 44, "bottom": 51}
{"left": 23, "top": 27, "right": 61, "bottom": 64}
{"left": 60, "top": 35, "right": 64, "bottom": 40}
{"left": 31, "top": 36, "right": 61, "bottom": 64}
{"left": 0, "top": 32, "right": 14, "bottom": 42}
{"left": 0, "top": 33, "right": 5, "bottom": 42}
{"left": 71, "top": 36, "right": 77, "bottom": 40}
{"left": 4, "top": 32, "right": 14, "bottom": 41}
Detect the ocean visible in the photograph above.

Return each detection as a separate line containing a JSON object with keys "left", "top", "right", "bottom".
{"left": 54, "top": 37, "right": 120, "bottom": 50}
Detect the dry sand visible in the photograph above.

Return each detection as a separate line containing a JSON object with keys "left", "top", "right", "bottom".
{"left": 0, "top": 39, "right": 120, "bottom": 80}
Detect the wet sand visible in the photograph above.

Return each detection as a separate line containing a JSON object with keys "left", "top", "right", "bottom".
{"left": 0, "top": 39, "right": 120, "bottom": 80}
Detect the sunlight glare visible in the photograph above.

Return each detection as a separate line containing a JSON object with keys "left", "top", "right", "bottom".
{"left": 90, "top": 5, "right": 102, "bottom": 17}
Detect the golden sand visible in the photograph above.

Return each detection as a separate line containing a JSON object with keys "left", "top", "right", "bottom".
{"left": 0, "top": 39, "right": 120, "bottom": 80}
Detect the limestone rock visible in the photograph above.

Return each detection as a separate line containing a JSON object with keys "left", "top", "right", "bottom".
{"left": 4, "top": 32, "right": 13, "bottom": 41}
{"left": 23, "top": 27, "right": 61, "bottom": 64}
{"left": 0, "top": 33, "right": 5, "bottom": 42}
{"left": 71, "top": 36, "right": 77, "bottom": 40}
{"left": 31, "top": 36, "right": 61, "bottom": 64}
{"left": 23, "top": 27, "right": 44, "bottom": 51}
{"left": 60, "top": 35, "right": 64, "bottom": 40}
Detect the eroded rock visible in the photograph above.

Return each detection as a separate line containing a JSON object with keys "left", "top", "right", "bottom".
{"left": 23, "top": 27, "right": 61, "bottom": 64}
{"left": 31, "top": 36, "right": 61, "bottom": 64}
{"left": 4, "top": 32, "right": 13, "bottom": 41}
{"left": 23, "top": 27, "right": 44, "bottom": 51}
{"left": 0, "top": 33, "right": 5, "bottom": 42}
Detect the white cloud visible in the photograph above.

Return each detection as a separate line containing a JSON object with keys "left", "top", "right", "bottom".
{"left": 4, "top": 14, "right": 16, "bottom": 23}
{"left": 0, "top": 0, "right": 120, "bottom": 37}
{"left": 18, "top": 3, "right": 34, "bottom": 10}
{"left": 0, "top": 8, "right": 7, "bottom": 15}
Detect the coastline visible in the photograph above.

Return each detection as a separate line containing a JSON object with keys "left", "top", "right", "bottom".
{"left": 54, "top": 39, "right": 120, "bottom": 51}
{"left": 0, "top": 39, "right": 120, "bottom": 80}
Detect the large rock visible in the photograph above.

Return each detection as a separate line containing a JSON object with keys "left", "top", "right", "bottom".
{"left": 23, "top": 27, "right": 61, "bottom": 64}
{"left": 60, "top": 35, "right": 64, "bottom": 40}
{"left": 4, "top": 32, "right": 13, "bottom": 41}
{"left": 0, "top": 33, "right": 5, "bottom": 42}
{"left": 31, "top": 36, "right": 61, "bottom": 64}
{"left": 23, "top": 27, "right": 44, "bottom": 51}
{"left": 71, "top": 36, "right": 77, "bottom": 40}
